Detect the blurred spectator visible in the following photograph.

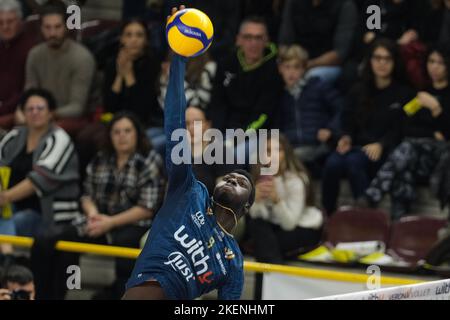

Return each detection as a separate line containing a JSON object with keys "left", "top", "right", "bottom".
{"left": 159, "top": 52, "right": 217, "bottom": 111}
{"left": 276, "top": 45, "right": 342, "bottom": 170}
{"left": 365, "top": 45, "right": 450, "bottom": 219}
{"left": 241, "top": 0, "right": 286, "bottom": 43}
{"left": 186, "top": 105, "right": 231, "bottom": 194}
{"left": 0, "top": 88, "right": 81, "bottom": 275}
{"left": 278, "top": 0, "right": 358, "bottom": 84}
{"left": 103, "top": 19, "right": 164, "bottom": 154}
{"left": 321, "top": 38, "right": 414, "bottom": 215}
{"left": 248, "top": 134, "right": 323, "bottom": 263}
{"left": 360, "top": 0, "right": 421, "bottom": 46}
{"left": 416, "top": 0, "right": 450, "bottom": 47}
{"left": 0, "top": 0, "right": 38, "bottom": 130}
{"left": 22, "top": 1, "right": 95, "bottom": 136}
{"left": 81, "top": 112, "right": 166, "bottom": 299}
{"left": 359, "top": 1, "right": 432, "bottom": 89}
{"left": 165, "top": 0, "right": 241, "bottom": 61}
{"left": 0, "top": 265, "right": 35, "bottom": 300}
{"left": 208, "top": 16, "right": 283, "bottom": 133}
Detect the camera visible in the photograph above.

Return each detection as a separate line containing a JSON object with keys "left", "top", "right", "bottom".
{"left": 10, "top": 289, "right": 31, "bottom": 300}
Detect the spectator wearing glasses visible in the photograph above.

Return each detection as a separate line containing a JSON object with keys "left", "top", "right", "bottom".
{"left": 321, "top": 38, "right": 414, "bottom": 215}
{"left": 0, "top": 88, "right": 81, "bottom": 260}
{"left": 208, "top": 16, "right": 283, "bottom": 160}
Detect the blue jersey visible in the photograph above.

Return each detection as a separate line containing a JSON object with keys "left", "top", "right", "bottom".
{"left": 126, "top": 55, "right": 244, "bottom": 300}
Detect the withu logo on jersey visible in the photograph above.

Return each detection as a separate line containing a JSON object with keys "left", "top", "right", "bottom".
{"left": 171, "top": 225, "right": 213, "bottom": 284}
{"left": 191, "top": 211, "right": 205, "bottom": 229}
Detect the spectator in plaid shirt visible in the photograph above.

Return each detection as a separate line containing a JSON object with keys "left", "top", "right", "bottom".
{"left": 81, "top": 111, "right": 166, "bottom": 299}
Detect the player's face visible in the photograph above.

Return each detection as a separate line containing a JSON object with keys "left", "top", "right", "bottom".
{"left": 0, "top": 10, "right": 21, "bottom": 41}
{"left": 111, "top": 118, "right": 138, "bottom": 155}
{"left": 41, "top": 14, "right": 67, "bottom": 49}
{"left": 213, "top": 173, "right": 252, "bottom": 214}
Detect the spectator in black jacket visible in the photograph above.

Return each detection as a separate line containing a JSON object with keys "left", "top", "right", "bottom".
{"left": 208, "top": 16, "right": 283, "bottom": 133}
{"left": 365, "top": 44, "right": 450, "bottom": 219}
{"left": 321, "top": 38, "right": 414, "bottom": 215}
{"left": 276, "top": 44, "right": 342, "bottom": 168}
{"left": 103, "top": 19, "right": 164, "bottom": 154}
{"left": 278, "top": 0, "right": 358, "bottom": 84}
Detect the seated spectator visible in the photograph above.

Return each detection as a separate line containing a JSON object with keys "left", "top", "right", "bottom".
{"left": 186, "top": 105, "right": 218, "bottom": 194}
{"left": 276, "top": 44, "right": 342, "bottom": 168}
{"left": 20, "top": 1, "right": 96, "bottom": 136}
{"left": 207, "top": 16, "right": 283, "bottom": 171}
{"left": 0, "top": 0, "right": 39, "bottom": 130}
{"left": 81, "top": 112, "right": 166, "bottom": 299}
{"left": 103, "top": 19, "right": 164, "bottom": 154}
{"left": 359, "top": 1, "right": 429, "bottom": 89}
{"left": 0, "top": 89, "right": 81, "bottom": 300}
{"left": 365, "top": 45, "right": 450, "bottom": 219}
{"left": 248, "top": 133, "right": 323, "bottom": 264}
{"left": 278, "top": 0, "right": 358, "bottom": 84}
{"left": 0, "top": 88, "right": 81, "bottom": 252}
{"left": 208, "top": 16, "right": 283, "bottom": 133}
{"left": 0, "top": 265, "right": 35, "bottom": 300}
{"left": 321, "top": 38, "right": 415, "bottom": 215}
{"left": 159, "top": 52, "right": 217, "bottom": 112}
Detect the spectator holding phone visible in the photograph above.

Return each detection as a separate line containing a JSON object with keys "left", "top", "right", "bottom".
{"left": 248, "top": 133, "right": 323, "bottom": 263}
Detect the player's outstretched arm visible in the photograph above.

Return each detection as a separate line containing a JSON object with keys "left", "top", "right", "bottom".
{"left": 164, "top": 6, "right": 194, "bottom": 188}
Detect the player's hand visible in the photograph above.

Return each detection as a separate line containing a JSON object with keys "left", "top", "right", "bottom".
{"left": 168, "top": 5, "right": 186, "bottom": 22}
{"left": 317, "top": 128, "right": 332, "bottom": 143}
{"left": 336, "top": 135, "right": 352, "bottom": 154}
{"left": 0, "top": 289, "right": 11, "bottom": 300}
{"left": 363, "top": 143, "right": 383, "bottom": 162}
{"left": 86, "top": 214, "right": 114, "bottom": 238}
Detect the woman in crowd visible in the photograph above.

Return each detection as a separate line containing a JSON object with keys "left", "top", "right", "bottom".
{"left": 365, "top": 45, "right": 450, "bottom": 219}
{"left": 321, "top": 38, "right": 415, "bottom": 215}
{"left": 248, "top": 133, "right": 323, "bottom": 264}
{"left": 103, "top": 19, "right": 164, "bottom": 154}
{"left": 0, "top": 88, "right": 81, "bottom": 299}
{"left": 81, "top": 112, "right": 166, "bottom": 299}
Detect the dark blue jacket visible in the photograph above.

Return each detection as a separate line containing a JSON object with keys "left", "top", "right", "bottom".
{"left": 277, "top": 77, "right": 342, "bottom": 147}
